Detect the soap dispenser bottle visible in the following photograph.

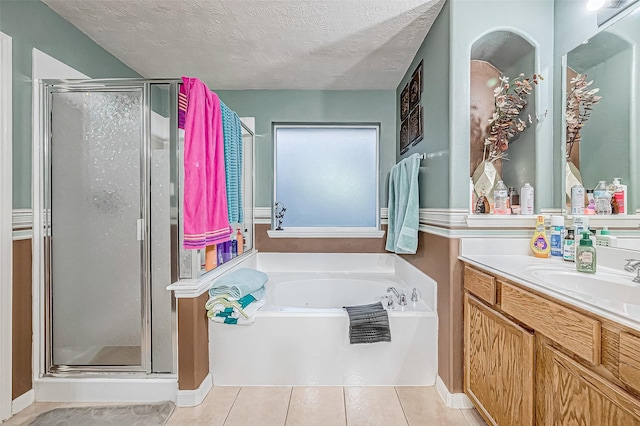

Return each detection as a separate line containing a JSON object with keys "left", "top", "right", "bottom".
{"left": 576, "top": 231, "right": 597, "bottom": 274}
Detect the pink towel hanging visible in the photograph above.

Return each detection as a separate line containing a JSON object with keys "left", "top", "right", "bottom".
{"left": 181, "top": 76, "right": 232, "bottom": 249}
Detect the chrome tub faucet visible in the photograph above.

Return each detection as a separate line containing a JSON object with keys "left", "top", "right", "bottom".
{"left": 387, "top": 287, "right": 407, "bottom": 306}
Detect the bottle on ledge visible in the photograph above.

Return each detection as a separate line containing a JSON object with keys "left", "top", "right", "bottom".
{"left": 493, "top": 180, "right": 509, "bottom": 215}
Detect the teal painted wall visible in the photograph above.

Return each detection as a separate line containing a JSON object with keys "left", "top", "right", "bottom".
{"left": 395, "top": 0, "right": 449, "bottom": 209}
{"left": 215, "top": 90, "right": 396, "bottom": 208}
{"left": 501, "top": 49, "right": 537, "bottom": 195}
{"left": 0, "top": 1, "right": 140, "bottom": 209}
{"left": 576, "top": 49, "right": 632, "bottom": 198}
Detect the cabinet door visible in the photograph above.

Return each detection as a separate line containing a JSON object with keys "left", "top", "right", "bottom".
{"left": 464, "top": 293, "right": 535, "bottom": 426}
{"left": 541, "top": 344, "right": 640, "bottom": 425}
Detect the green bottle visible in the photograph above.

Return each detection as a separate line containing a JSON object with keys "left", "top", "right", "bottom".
{"left": 576, "top": 231, "right": 597, "bottom": 274}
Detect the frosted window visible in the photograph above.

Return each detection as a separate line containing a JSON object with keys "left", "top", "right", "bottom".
{"left": 275, "top": 126, "right": 378, "bottom": 228}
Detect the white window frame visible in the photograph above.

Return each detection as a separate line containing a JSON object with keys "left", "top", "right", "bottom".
{"left": 269, "top": 123, "right": 384, "bottom": 238}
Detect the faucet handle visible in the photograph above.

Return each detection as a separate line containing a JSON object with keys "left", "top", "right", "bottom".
{"left": 399, "top": 293, "right": 407, "bottom": 306}
{"left": 411, "top": 288, "right": 419, "bottom": 302}
{"left": 386, "top": 296, "right": 395, "bottom": 309}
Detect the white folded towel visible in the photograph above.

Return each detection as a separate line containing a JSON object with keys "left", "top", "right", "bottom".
{"left": 208, "top": 296, "right": 265, "bottom": 325}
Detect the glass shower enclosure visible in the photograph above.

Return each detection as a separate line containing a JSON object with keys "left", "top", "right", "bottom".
{"left": 41, "top": 80, "right": 179, "bottom": 374}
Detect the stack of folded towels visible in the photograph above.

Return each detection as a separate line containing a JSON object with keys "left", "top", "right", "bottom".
{"left": 206, "top": 268, "right": 268, "bottom": 325}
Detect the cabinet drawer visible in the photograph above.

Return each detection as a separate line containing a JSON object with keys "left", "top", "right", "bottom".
{"left": 464, "top": 266, "right": 496, "bottom": 304}
{"left": 501, "top": 282, "right": 601, "bottom": 365}
{"left": 620, "top": 332, "right": 640, "bottom": 393}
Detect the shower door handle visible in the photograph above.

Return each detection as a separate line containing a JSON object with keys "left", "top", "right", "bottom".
{"left": 137, "top": 218, "right": 145, "bottom": 241}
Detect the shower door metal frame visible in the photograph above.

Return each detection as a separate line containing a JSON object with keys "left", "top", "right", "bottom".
{"left": 0, "top": 31, "right": 13, "bottom": 422}
{"left": 41, "top": 79, "right": 181, "bottom": 375}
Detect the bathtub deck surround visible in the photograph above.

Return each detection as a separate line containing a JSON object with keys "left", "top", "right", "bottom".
{"left": 209, "top": 253, "right": 437, "bottom": 386}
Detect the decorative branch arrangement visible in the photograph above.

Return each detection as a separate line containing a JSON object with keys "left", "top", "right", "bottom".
{"left": 484, "top": 73, "right": 544, "bottom": 163}
{"left": 566, "top": 74, "right": 602, "bottom": 158}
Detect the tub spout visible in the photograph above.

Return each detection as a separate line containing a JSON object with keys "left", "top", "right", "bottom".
{"left": 387, "top": 287, "right": 407, "bottom": 306}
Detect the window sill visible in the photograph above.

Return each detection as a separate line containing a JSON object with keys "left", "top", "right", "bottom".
{"left": 267, "top": 228, "right": 385, "bottom": 239}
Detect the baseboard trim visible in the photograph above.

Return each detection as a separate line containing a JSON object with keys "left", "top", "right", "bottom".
{"left": 34, "top": 377, "right": 177, "bottom": 403}
{"left": 435, "top": 376, "right": 474, "bottom": 409}
{"left": 12, "top": 389, "right": 34, "bottom": 415}
{"left": 176, "top": 373, "right": 212, "bottom": 407}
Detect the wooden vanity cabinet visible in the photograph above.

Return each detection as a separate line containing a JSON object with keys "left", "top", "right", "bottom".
{"left": 537, "top": 339, "right": 640, "bottom": 425}
{"left": 464, "top": 293, "right": 534, "bottom": 425}
{"left": 463, "top": 264, "right": 640, "bottom": 426}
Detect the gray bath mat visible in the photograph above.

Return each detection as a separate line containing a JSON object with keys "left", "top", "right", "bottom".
{"left": 29, "top": 401, "right": 174, "bottom": 426}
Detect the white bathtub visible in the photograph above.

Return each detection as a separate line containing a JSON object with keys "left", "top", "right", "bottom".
{"left": 209, "top": 253, "right": 437, "bottom": 386}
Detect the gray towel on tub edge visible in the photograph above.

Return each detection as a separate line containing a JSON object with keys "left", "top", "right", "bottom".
{"left": 344, "top": 302, "right": 391, "bottom": 344}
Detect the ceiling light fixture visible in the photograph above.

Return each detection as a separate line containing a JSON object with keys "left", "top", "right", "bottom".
{"left": 586, "top": 0, "right": 608, "bottom": 11}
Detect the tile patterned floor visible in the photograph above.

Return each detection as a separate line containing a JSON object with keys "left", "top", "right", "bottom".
{"left": 5, "top": 386, "right": 486, "bottom": 425}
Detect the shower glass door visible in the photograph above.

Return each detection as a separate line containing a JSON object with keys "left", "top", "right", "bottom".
{"left": 47, "top": 86, "right": 147, "bottom": 372}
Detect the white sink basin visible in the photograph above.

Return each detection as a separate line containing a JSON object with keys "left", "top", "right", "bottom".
{"left": 525, "top": 267, "right": 640, "bottom": 306}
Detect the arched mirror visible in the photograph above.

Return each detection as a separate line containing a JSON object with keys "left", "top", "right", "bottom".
{"left": 470, "top": 30, "right": 537, "bottom": 213}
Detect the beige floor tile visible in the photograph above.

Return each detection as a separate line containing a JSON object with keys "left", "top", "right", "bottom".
{"left": 166, "top": 386, "right": 240, "bottom": 426}
{"left": 224, "top": 386, "right": 292, "bottom": 426}
{"left": 395, "top": 386, "right": 468, "bottom": 426}
{"left": 344, "top": 386, "right": 407, "bottom": 426}
{"left": 3, "top": 402, "right": 67, "bottom": 425}
{"left": 285, "top": 386, "right": 346, "bottom": 426}
{"left": 461, "top": 408, "right": 487, "bottom": 426}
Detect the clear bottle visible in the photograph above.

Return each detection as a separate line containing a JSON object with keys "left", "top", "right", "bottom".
{"left": 563, "top": 229, "right": 575, "bottom": 262}
{"left": 594, "top": 181, "right": 611, "bottom": 215}
{"left": 493, "top": 180, "right": 509, "bottom": 215}
{"left": 576, "top": 232, "right": 597, "bottom": 274}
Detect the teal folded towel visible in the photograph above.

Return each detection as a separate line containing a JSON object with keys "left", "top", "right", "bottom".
{"left": 385, "top": 153, "right": 421, "bottom": 254}
{"left": 208, "top": 268, "right": 269, "bottom": 299}
{"left": 220, "top": 101, "right": 243, "bottom": 223}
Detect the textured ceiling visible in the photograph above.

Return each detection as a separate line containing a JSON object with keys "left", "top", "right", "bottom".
{"left": 42, "top": 0, "right": 445, "bottom": 90}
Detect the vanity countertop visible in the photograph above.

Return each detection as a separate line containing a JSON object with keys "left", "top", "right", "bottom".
{"left": 459, "top": 239, "right": 640, "bottom": 331}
